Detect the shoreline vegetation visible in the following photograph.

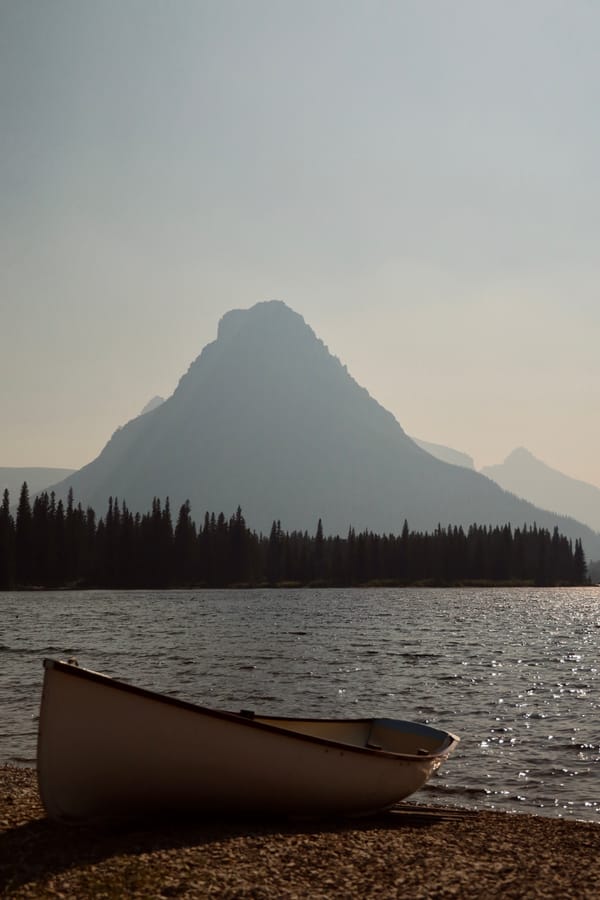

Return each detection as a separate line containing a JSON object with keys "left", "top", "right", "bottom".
{"left": 2, "top": 766, "right": 600, "bottom": 898}
{"left": 0, "top": 483, "right": 589, "bottom": 591}
{"left": 1, "top": 578, "right": 588, "bottom": 593}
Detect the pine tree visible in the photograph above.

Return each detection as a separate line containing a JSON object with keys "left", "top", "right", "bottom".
{"left": 313, "top": 518, "right": 325, "bottom": 582}
{"left": 229, "top": 506, "right": 248, "bottom": 585}
{"left": 267, "top": 520, "right": 283, "bottom": 585}
{"left": 0, "top": 488, "right": 15, "bottom": 588}
{"left": 573, "top": 539, "right": 587, "bottom": 585}
{"left": 197, "top": 512, "right": 213, "bottom": 586}
{"left": 174, "top": 500, "right": 197, "bottom": 585}
{"left": 15, "top": 483, "right": 33, "bottom": 586}
{"left": 31, "top": 492, "right": 52, "bottom": 586}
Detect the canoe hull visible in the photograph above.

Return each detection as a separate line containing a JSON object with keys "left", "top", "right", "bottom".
{"left": 37, "top": 660, "right": 458, "bottom": 822}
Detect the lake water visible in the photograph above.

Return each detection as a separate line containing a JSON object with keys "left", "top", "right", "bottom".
{"left": 1, "top": 587, "right": 599, "bottom": 822}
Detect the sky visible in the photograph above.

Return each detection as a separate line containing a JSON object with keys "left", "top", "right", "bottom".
{"left": 2, "top": 0, "right": 599, "bottom": 488}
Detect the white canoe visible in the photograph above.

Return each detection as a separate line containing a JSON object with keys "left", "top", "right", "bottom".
{"left": 37, "top": 658, "right": 459, "bottom": 822}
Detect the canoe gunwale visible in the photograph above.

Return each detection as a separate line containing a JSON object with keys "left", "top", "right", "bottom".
{"left": 41, "top": 658, "right": 458, "bottom": 762}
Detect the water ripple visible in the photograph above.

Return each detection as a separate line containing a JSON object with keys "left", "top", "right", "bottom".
{"left": 1, "top": 586, "right": 599, "bottom": 821}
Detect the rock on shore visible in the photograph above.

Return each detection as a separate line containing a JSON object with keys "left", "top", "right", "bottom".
{"left": 1, "top": 765, "right": 600, "bottom": 898}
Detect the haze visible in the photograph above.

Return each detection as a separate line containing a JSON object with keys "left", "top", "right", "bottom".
{"left": 2, "top": 1, "right": 599, "bottom": 488}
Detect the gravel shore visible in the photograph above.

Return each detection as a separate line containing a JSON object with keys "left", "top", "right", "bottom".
{"left": 1, "top": 765, "right": 600, "bottom": 899}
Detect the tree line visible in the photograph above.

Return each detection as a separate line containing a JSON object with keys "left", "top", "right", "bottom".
{"left": 0, "top": 483, "right": 589, "bottom": 590}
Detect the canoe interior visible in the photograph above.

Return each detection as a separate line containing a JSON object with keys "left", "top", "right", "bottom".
{"left": 253, "top": 716, "right": 455, "bottom": 755}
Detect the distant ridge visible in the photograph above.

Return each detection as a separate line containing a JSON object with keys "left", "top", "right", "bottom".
{"left": 1, "top": 467, "right": 76, "bottom": 501}
{"left": 482, "top": 448, "right": 600, "bottom": 534}
{"left": 46, "top": 301, "right": 600, "bottom": 559}
{"left": 412, "top": 437, "right": 474, "bottom": 470}
{"left": 140, "top": 396, "right": 165, "bottom": 415}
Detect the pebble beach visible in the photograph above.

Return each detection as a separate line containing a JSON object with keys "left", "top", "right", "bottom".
{"left": 1, "top": 766, "right": 600, "bottom": 898}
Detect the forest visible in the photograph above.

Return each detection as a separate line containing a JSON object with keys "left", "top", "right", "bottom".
{"left": 0, "top": 483, "right": 589, "bottom": 590}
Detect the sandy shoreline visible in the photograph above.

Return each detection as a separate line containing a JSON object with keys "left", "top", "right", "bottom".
{"left": 2, "top": 765, "right": 600, "bottom": 898}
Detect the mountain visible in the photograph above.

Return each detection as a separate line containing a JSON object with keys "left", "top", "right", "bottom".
{"left": 482, "top": 448, "right": 600, "bottom": 534}
{"left": 140, "top": 396, "right": 165, "bottom": 415}
{"left": 412, "top": 438, "right": 474, "bottom": 469}
{"left": 1, "top": 467, "right": 76, "bottom": 502}
{"left": 47, "top": 301, "right": 600, "bottom": 559}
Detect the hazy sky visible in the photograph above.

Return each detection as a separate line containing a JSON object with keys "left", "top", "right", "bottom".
{"left": 2, "top": 1, "right": 599, "bottom": 488}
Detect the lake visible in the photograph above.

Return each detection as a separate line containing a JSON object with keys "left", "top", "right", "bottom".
{"left": 1, "top": 587, "right": 599, "bottom": 821}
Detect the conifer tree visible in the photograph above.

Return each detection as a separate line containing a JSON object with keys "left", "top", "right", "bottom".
{"left": 31, "top": 492, "right": 52, "bottom": 586}
{"left": 197, "top": 512, "right": 214, "bottom": 586}
{"left": 0, "top": 488, "right": 15, "bottom": 588}
{"left": 15, "top": 482, "right": 33, "bottom": 586}
{"left": 229, "top": 506, "right": 248, "bottom": 585}
{"left": 174, "top": 500, "right": 197, "bottom": 586}
{"left": 573, "top": 539, "right": 587, "bottom": 584}
{"left": 267, "top": 520, "right": 283, "bottom": 585}
{"left": 1, "top": 481, "right": 588, "bottom": 589}
{"left": 314, "top": 517, "right": 325, "bottom": 581}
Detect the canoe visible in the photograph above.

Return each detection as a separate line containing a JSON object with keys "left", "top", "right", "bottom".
{"left": 37, "top": 658, "right": 459, "bottom": 822}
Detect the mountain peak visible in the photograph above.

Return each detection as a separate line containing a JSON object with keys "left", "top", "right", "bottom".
{"left": 215, "top": 301, "right": 317, "bottom": 354}
{"left": 217, "top": 299, "right": 305, "bottom": 341}
{"left": 482, "top": 448, "right": 600, "bottom": 534}
{"left": 174, "top": 299, "right": 329, "bottom": 401}
{"left": 506, "top": 447, "right": 536, "bottom": 463}
{"left": 140, "top": 396, "right": 165, "bottom": 416}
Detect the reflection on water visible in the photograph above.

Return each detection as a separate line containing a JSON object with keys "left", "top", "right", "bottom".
{"left": 1, "top": 587, "right": 599, "bottom": 821}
